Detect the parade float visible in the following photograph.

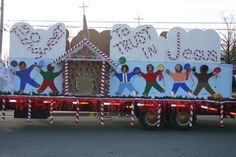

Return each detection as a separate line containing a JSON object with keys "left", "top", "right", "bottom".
{"left": 0, "top": 14, "right": 235, "bottom": 130}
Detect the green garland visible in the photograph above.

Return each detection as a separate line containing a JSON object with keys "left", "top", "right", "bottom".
{"left": 0, "top": 91, "right": 235, "bottom": 101}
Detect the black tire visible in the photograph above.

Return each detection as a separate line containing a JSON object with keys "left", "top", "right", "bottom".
{"left": 170, "top": 110, "right": 197, "bottom": 130}
{"left": 139, "top": 112, "right": 165, "bottom": 130}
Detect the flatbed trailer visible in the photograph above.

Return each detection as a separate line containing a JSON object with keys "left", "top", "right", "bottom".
{"left": 1, "top": 95, "right": 236, "bottom": 130}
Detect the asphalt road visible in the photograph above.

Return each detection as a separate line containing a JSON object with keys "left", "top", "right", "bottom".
{"left": 0, "top": 115, "right": 236, "bottom": 157}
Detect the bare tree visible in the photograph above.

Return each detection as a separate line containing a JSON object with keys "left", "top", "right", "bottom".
{"left": 221, "top": 16, "right": 236, "bottom": 64}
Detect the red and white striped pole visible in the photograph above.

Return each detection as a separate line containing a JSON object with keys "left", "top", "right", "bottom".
{"left": 157, "top": 104, "right": 162, "bottom": 127}
{"left": 50, "top": 101, "right": 54, "bottom": 124}
{"left": 130, "top": 104, "right": 135, "bottom": 126}
{"left": 189, "top": 104, "right": 194, "bottom": 127}
{"left": 2, "top": 99, "right": 6, "bottom": 121}
{"left": 75, "top": 101, "right": 80, "bottom": 123}
{"left": 100, "top": 102, "right": 104, "bottom": 126}
{"left": 64, "top": 60, "right": 69, "bottom": 95}
{"left": 220, "top": 103, "right": 224, "bottom": 127}
{"left": 100, "top": 61, "right": 106, "bottom": 96}
{"left": 27, "top": 100, "right": 32, "bottom": 122}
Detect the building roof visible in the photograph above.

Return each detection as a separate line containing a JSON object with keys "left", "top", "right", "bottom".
{"left": 51, "top": 39, "right": 118, "bottom": 69}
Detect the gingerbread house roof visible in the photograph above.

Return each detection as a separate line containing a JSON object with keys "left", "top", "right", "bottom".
{"left": 51, "top": 39, "right": 118, "bottom": 69}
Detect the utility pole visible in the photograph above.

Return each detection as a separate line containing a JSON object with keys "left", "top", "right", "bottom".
{"left": 0, "top": 0, "right": 4, "bottom": 59}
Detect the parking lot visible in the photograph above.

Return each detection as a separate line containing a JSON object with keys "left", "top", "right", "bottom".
{"left": 0, "top": 115, "right": 236, "bottom": 157}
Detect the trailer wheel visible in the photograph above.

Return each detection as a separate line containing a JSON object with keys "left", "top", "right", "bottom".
{"left": 139, "top": 112, "right": 164, "bottom": 130}
{"left": 170, "top": 110, "right": 196, "bottom": 130}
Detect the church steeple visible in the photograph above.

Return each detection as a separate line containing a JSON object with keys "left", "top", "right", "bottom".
{"left": 79, "top": 2, "right": 89, "bottom": 39}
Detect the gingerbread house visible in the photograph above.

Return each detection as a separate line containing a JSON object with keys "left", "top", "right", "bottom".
{"left": 51, "top": 15, "right": 118, "bottom": 96}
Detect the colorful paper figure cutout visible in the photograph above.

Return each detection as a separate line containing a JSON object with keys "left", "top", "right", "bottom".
{"left": 113, "top": 65, "right": 138, "bottom": 96}
{"left": 0, "top": 66, "right": 14, "bottom": 93}
{"left": 14, "top": 61, "right": 40, "bottom": 93}
{"left": 140, "top": 64, "right": 165, "bottom": 96}
{"left": 192, "top": 65, "right": 220, "bottom": 96}
{"left": 166, "top": 64, "right": 192, "bottom": 94}
{"left": 37, "top": 64, "right": 61, "bottom": 94}
{"left": 0, "top": 65, "right": 8, "bottom": 91}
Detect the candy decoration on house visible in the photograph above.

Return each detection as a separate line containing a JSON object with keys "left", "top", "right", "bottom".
{"left": 51, "top": 39, "right": 118, "bottom": 69}
{"left": 140, "top": 64, "right": 165, "bottom": 96}
{"left": 113, "top": 64, "right": 138, "bottom": 96}
{"left": 100, "top": 61, "right": 106, "bottom": 96}
{"left": 166, "top": 64, "right": 192, "bottom": 96}
{"left": 13, "top": 61, "right": 40, "bottom": 93}
{"left": 50, "top": 37, "right": 118, "bottom": 96}
{"left": 37, "top": 64, "right": 62, "bottom": 94}
{"left": 192, "top": 65, "right": 220, "bottom": 96}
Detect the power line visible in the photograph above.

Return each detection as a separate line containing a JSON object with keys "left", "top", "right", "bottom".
{"left": 7, "top": 19, "right": 236, "bottom": 24}
{"left": 24, "top": 24, "right": 231, "bottom": 31}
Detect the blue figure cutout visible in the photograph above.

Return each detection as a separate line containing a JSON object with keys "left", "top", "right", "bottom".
{"left": 113, "top": 65, "right": 138, "bottom": 96}
{"left": 14, "top": 61, "right": 40, "bottom": 93}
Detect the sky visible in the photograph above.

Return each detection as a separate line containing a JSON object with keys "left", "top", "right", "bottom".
{"left": 2, "top": 0, "right": 236, "bottom": 56}
{"left": 4, "top": 0, "right": 236, "bottom": 26}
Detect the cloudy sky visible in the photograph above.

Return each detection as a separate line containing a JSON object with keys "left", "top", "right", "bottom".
{"left": 2, "top": 0, "right": 236, "bottom": 56}
{"left": 4, "top": 0, "right": 236, "bottom": 26}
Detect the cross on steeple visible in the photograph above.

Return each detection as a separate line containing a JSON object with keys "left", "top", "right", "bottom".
{"left": 79, "top": 2, "right": 88, "bottom": 15}
{"left": 134, "top": 15, "right": 143, "bottom": 26}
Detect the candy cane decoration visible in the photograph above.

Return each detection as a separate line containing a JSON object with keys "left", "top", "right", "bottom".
{"left": 85, "top": 40, "right": 118, "bottom": 68}
{"left": 100, "top": 102, "right": 104, "bottom": 126}
{"left": 106, "top": 66, "right": 111, "bottom": 95}
{"left": 189, "top": 104, "right": 194, "bottom": 127}
{"left": 183, "top": 49, "right": 192, "bottom": 59}
{"left": 50, "top": 39, "right": 118, "bottom": 69}
{"left": 220, "top": 103, "right": 224, "bottom": 127}
{"left": 130, "top": 104, "right": 135, "bottom": 126}
{"left": 49, "top": 101, "right": 54, "bottom": 124}
{"left": 167, "top": 31, "right": 181, "bottom": 60}
{"left": 64, "top": 60, "right": 69, "bottom": 95}
{"left": 11, "top": 23, "right": 64, "bottom": 59}
{"left": 75, "top": 101, "right": 80, "bottom": 123}
{"left": 157, "top": 104, "right": 162, "bottom": 127}
{"left": 208, "top": 50, "right": 218, "bottom": 62}
{"left": 100, "top": 61, "right": 106, "bottom": 96}
{"left": 2, "top": 99, "right": 6, "bottom": 121}
{"left": 27, "top": 100, "right": 32, "bottom": 122}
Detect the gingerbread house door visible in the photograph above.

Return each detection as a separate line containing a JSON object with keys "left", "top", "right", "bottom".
{"left": 76, "top": 72, "right": 93, "bottom": 95}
